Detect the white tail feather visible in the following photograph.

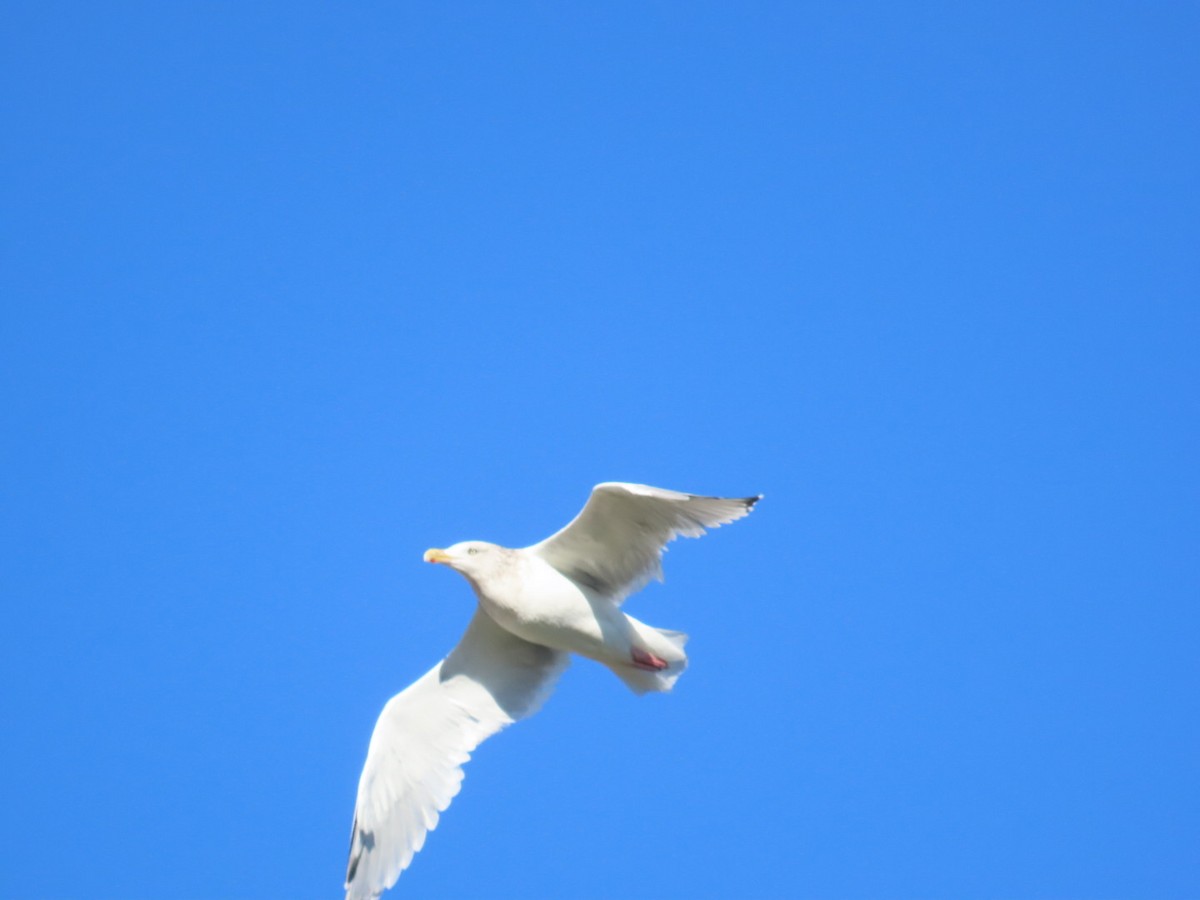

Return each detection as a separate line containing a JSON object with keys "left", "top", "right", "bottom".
{"left": 607, "top": 621, "right": 689, "bottom": 695}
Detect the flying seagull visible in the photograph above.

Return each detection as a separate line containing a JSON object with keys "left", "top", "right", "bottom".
{"left": 344, "top": 482, "right": 760, "bottom": 898}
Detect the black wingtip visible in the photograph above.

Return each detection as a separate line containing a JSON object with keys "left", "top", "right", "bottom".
{"left": 346, "top": 819, "right": 376, "bottom": 885}
{"left": 745, "top": 494, "right": 763, "bottom": 507}
{"left": 345, "top": 817, "right": 361, "bottom": 884}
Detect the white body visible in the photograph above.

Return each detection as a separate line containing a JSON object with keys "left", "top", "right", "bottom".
{"left": 464, "top": 547, "right": 687, "bottom": 693}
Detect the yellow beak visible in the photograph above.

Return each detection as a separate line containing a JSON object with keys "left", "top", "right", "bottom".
{"left": 424, "top": 548, "right": 452, "bottom": 564}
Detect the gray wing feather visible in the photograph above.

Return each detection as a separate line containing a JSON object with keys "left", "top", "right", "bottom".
{"left": 344, "top": 608, "right": 568, "bottom": 899}
{"left": 527, "top": 482, "right": 760, "bottom": 602}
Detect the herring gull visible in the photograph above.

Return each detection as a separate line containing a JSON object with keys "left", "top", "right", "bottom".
{"left": 344, "top": 482, "right": 761, "bottom": 898}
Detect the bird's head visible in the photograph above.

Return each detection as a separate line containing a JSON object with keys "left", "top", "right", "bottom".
{"left": 423, "top": 541, "right": 506, "bottom": 581}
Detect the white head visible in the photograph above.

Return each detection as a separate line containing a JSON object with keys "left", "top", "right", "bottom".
{"left": 423, "top": 541, "right": 511, "bottom": 586}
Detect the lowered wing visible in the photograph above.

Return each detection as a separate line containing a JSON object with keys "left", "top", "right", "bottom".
{"left": 345, "top": 608, "right": 568, "bottom": 899}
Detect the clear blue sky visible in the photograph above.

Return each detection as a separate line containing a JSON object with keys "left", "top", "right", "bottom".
{"left": 2, "top": 3, "right": 1197, "bottom": 898}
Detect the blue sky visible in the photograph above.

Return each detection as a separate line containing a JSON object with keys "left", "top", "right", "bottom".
{"left": 2, "top": 3, "right": 1197, "bottom": 898}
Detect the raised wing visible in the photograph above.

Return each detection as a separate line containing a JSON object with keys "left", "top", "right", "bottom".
{"left": 345, "top": 608, "right": 568, "bottom": 899}
{"left": 527, "top": 482, "right": 760, "bottom": 602}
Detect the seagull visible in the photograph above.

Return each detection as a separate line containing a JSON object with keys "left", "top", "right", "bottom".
{"left": 344, "top": 482, "right": 760, "bottom": 898}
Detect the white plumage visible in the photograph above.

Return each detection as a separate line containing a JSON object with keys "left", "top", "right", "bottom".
{"left": 345, "top": 482, "right": 760, "bottom": 898}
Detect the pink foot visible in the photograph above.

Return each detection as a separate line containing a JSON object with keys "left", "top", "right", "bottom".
{"left": 631, "top": 647, "right": 669, "bottom": 671}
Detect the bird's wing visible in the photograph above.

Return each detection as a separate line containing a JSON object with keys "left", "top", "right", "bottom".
{"left": 527, "top": 482, "right": 760, "bottom": 602}
{"left": 345, "top": 608, "right": 569, "bottom": 900}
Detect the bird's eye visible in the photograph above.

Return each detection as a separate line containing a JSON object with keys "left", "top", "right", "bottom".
{"left": 467, "top": 547, "right": 479, "bottom": 556}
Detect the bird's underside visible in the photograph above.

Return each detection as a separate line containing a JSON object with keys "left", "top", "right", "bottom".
{"left": 344, "top": 482, "right": 760, "bottom": 899}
